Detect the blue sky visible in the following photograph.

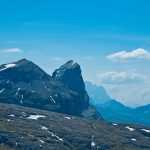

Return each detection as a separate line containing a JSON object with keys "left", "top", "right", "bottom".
{"left": 0, "top": 0, "right": 150, "bottom": 107}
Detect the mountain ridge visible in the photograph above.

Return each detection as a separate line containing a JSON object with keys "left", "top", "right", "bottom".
{"left": 0, "top": 59, "right": 101, "bottom": 119}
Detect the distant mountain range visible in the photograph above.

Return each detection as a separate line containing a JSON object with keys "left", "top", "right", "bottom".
{"left": 85, "top": 81, "right": 111, "bottom": 104}
{"left": 85, "top": 81, "right": 150, "bottom": 126}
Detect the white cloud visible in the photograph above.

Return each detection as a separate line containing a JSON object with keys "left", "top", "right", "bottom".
{"left": 1, "top": 48, "right": 23, "bottom": 53}
{"left": 107, "top": 48, "right": 150, "bottom": 61}
{"left": 97, "top": 71, "right": 146, "bottom": 84}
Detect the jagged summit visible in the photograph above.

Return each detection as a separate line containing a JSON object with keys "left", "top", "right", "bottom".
{"left": 52, "top": 60, "right": 83, "bottom": 88}
{"left": 59, "top": 60, "right": 78, "bottom": 69}
{"left": 52, "top": 60, "right": 79, "bottom": 78}
{"left": 52, "top": 60, "right": 89, "bottom": 111}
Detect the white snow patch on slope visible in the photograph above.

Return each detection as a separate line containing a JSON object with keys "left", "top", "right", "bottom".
{"left": 41, "top": 126, "right": 48, "bottom": 130}
{"left": 112, "top": 123, "right": 117, "bottom": 126}
{"left": 48, "top": 131, "right": 63, "bottom": 142}
{"left": 141, "top": 129, "right": 150, "bottom": 133}
{"left": 64, "top": 116, "right": 71, "bottom": 120}
{"left": 126, "top": 126, "right": 135, "bottom": 131}
{"left": 91, "top": 141, "right": 96, "bottom": 147}
{"left": 39, "top": 139, "right": 45, "bottom": 144}
{"left": 131, "top": 138, "right": 137, "bottom": 141}
{"left": 50, "top": 96, "right": 56, "bottom": 103}
{"left": 0, "top": 63, "right": 16, "bottom": 71}
{"left": 15, "top": 88, "right": 21, "bottom": 96}
{"left": 91, "top": 136, "right": 96, "bottom": 147}
{"left": 27, "top": 115, "right": 46, "bottom": 120}
{"left": 0, "top": 88, "right": 4, "bottom": 93}
{"left": 9, "top": 114, "right": 15, "bottom": 117}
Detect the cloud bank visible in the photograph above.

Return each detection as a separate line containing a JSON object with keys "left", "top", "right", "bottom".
{"left": 97, "top": 71, "right": 146, "bottom": 84}
{"left": 107, "top": 48, "right": 150, "bottom": 61}
{"left": 1, "top": 48, "right": 23, "bottom": 53}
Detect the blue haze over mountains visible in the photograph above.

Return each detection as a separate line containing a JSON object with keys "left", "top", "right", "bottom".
{"left": 85, "top": 81, "right": 150, "bottom": 126}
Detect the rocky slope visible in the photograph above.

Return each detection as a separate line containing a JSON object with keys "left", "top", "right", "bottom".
{"left": 0, "top": 103, "right": 150, "bottom": 150}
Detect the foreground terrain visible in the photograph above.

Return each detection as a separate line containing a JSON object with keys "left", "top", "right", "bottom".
{"left": 0, "top": 103, "right": 150, "bottom": 150}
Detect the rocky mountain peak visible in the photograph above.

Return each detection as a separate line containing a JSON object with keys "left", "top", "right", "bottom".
{"left": 0, "top": 59, "right": 50, "bottom": 82}
{"left": 52, "top": 60, "right": 89, "bottom": 110}
{"left": 61, "top": 60, "right": 77, "bottom": 68}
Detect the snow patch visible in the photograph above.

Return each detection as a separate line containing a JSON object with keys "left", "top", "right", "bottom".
{"left": 27, "top": 115, "right": 46, "bottom": 120}
{"left": 48, "top": 131, "right": 63, "bottom": 142}
{"left": 91, "top": 136, "right": 96, "bottom": 147}
{"left": 0, "top": 88, "right": 4, "bottom": 93}
{"left": 50, "top": 96, "right": 56, "bottom": 103}
{"left": 41, "top": 126, "right": 48, "bottom": 130}
{"left": 15, "top": 88, "right": 21, "bottom": 96}
{"left": 64, "top": 116, "right": 71, "bottom": 120}
{"left": 91, "top": 141, "right": 96, "bottom": 147}
{"left": 141, "top": 129, "right": 150, "bottom": 133}
{"left": 131, "top": 138, "right": 137, "bottom": 141}
{"left": 0, "top": 63, "right": 16, "bottom": 71}
{"left": 126, "top": 126, "right": 135, "bottom": 131}
{"left": 112, "top": 123, "right": 117, "bottom": 126}
{"left": 9, "top": 114, "right": 15, "bottom": 117}
{"left": 39, "top": 139, "right": 45, "bottom": 144}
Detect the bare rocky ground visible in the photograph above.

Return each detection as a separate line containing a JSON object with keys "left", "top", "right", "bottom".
{"left": 0, "top": 103, "right": 150, "bottom": 150}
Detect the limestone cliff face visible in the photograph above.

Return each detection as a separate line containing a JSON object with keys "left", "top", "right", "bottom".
{"left": 52, "top": 60, "right": 89, "bottom": 111}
